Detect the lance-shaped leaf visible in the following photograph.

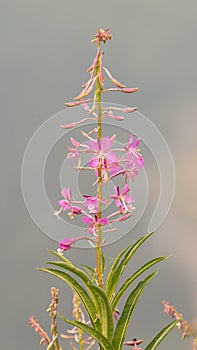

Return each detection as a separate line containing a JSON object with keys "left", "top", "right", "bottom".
{"left": 144, "top": 320, "right": 179, "bottom": 350}
{"left": 49, "top": 250, "right": 74, "bottom": 265}
{"left": 89, "top": 284, "right": 114, "bottom": 342}
{"left": 39, "top": 268, "right": 100, "bottom": 331}
{"left": 112, "top": 270, "right": 158, "bottom": 350}
{"left": 46, "top": 258, "right": 101, "bottom": 317}
{"left": 80, "top": 264, "right": 96, "bottom": 281}
{"left": 105, "top": 232, "right": 154, "bottom": 299}
{"left": 105, "top": 246, "right": 132, "bottom": 295}
{"left": 60, "top": 316, "right": 113, "bottom": 350}
{"left": 112, "top": 256, "right": 167, "bottom": 310}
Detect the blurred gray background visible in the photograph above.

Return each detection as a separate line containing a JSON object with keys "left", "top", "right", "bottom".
{"left": 1, "top": 1, "right": 197, "bottom": 349}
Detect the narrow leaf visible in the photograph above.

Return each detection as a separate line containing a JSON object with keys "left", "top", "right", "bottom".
{"left": 112, "top": 271, "right": 158, "bottom": 350}
{"left": 80, "top": 264, "right": 95, "bottom": 280}
{"left": 90, "top": 285, "right": 114, "bottom": 342}
{"left": 39, "top": 268, "right": 100, "bottom": 331}
{"left": 49, "top": 250, "right": 74, "bottom": 265}
{"left": 61, "top": 316, "right": 113, "bottom": 350}
{"left": 46, "top": 260, "right": 100, "bottom": 317}
{"left": 105, "top": 245, "right": 132, "bottom": 295}
{"left": 112, "top": 256, "right": 167, "bottom": 310}
{"left": 144, "top": 320, "right": 179, "bottom": 350}
{"left": 105, "top": 232, "right": 154, "bottom": 299}
{"left": 101, "top": 253, "right": 105, "bottom": 275}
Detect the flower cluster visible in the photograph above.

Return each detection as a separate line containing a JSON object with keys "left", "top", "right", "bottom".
{"left": 163, "top": 301, "right": 197, "bottom": 350}
{"left": 54, "top": 27, "right": 144, "bottom": 253}
{"left": 55, "top": 132, "right": 143, "bottom": 251}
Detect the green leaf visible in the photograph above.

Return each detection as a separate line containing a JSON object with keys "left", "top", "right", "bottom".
{"left": 46, "top": 260, "right": 100, "bottom": 317}
{"left": 105, "top": 246, "right": 131, "bottom": 295}
{"left": 90, "top": 284, "right": 114, "bottom": 342}
{"left": 39, "top": 268, "right": 100, "bottom": 331}
{"left": 112, "top": 256, "right": 167, "bottom": 310}
{"left": 112, "top": 270, "right": 158, "bottom": 350}
{"left": 49, "top": 250, "right": 74, "bottom": 265}
{"left": 80, "top": 264, "right": 95, "bottom": 280}
{"left": 101, "top": 253, "right": 105, "bottom": 274}
{"left": 144, "top": 320, "right": 179, "bottom": 350}
{"left": 60, "top": 316, "right": 113, "bottom": 350}
{"left": 105, "top": 232, "right": 154, "bottom": 300}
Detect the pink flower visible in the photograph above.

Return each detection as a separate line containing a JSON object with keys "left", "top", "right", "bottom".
{"left": 124, "top": 134, "right": 144, "bottom": 169}
{"left": 111, "top": 184, "right": 135, "bottom": 213}
{"left": 82, "top": 215, "right": 109, "bottom": 235}
{"left": 58, "top": 187, "right": 72, "bottom": 211}
{"left": 59, "top": 236, "right": 96, "bottom": 251}
{"left": 59, "top": 237, "right": 78, "bottom": 251}
{"left": 82, "top": 195, "right": 109, "bottom": 214}
{"left": 88, "top": 136, "right": 121, "bottom": 175}
{"left": 88, "top": 136, "right": 112, "bottom": 154}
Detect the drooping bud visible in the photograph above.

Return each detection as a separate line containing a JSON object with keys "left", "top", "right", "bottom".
{"left": 65, "top": 99, "right": 93, "bottom": 107}
{"left": 122, "top": 107, "right": 138, "bottom": 113}
{"left": 121, "top": 87, "right": 140, "bottom": 93}
{"left": 104, "top": 111, "right": 125, "bottom": 121}
{"left": 61, "top": 122, "right": 77, "bottom": 129}
{"left": 71, "top": 137, "right": 81, "bottom": 147}
{"left": 74, "top": 77, "right": 96, "bottom": 100}
{"left": 103, "top": 67, "right": 126, "bottom": 88}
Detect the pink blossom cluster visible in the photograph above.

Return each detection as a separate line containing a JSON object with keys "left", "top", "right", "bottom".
{"left": 162, "top": 301, "right": 197, "bottom": 350}
{"left": 54, "top": 26, "right": 144, "bottom": 253}
{"left": 55, "top": 133, "right": 144, "bottom": 252}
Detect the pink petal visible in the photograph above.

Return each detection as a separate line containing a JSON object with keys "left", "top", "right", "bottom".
{"left": 82, "top": 216, "right": 93, "bottom": 224}
{"left": 110, "top": 134, "right": 116, "bottom": 142}
{"left": 99, "top": 217, "right": 109, "bottom": 225}
{"left": 119, "top": 213, "right": 132, "bottom": 221}
{"left": 58, "top": 200, "right": 69, "bottom": 210}
{"left": 88, "top": 157, "right": 99, "bottom": 168}
{"left": 121, "top": 184, "right": 130, "bottom": 196}
{"left": 101, "top": 137, "right": 112, "bottom": 150}
{"left": 133, "top": 137, "right": 140, "bottom": 148}
{"left": 125, "top": 195, "right": 135, "bottom": 203}
{"left": 59, "top": 238, "right": 76, "bottom": 250}
{"left": 61, "top": 187, "right": 71, "bottom": 200}
{"left": 128, "top": 134, "right": 134, "bottom": 146}
{"left": 88, "top": 139, "right": 99, "bottom": 152}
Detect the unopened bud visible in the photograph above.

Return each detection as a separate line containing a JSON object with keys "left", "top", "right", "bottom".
{"left": 71, "top": 137, "right": 80, "bottom": 147}
{"left": 122, "top": 107, "right": 138, "bottom": 113}
{"left": 121, "top": 87, "right": 139, "bottom": 93}
{"left": 61, "top": 123, "right": 76, "bottom": 129}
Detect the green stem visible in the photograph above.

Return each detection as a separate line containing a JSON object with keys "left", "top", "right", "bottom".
{"left": 96, "top": 42, "right": 103, "bottom": 288}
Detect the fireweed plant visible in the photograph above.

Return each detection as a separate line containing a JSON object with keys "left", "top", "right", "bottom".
{"left": 29, "top": 28, "right": 196, "bottom": 350}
